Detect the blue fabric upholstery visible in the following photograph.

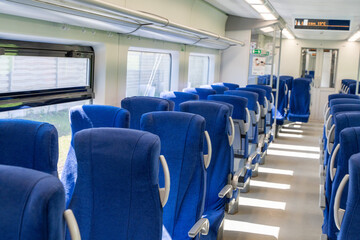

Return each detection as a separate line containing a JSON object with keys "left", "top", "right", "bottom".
{"left": 67, "top": 128, "right": 162, "bottom": 240}
{"left": 183, "top": 87, "right": 216, "bottom": 100}
{"left": 328, "top": 94, "right": 360, "bottom": 102}
{"left": 288, "top": 78, "right": 311, "bottom": 123}
{"left": 247, "top": 85, "right": 272, "bottom": 103}
{"left": 280, "top": 75, "right": 293, "bottom": 90}
{"left": 328, "top": 126, "right": 360, "bottom": 239}
{"left": 237, "top": 87, "right": 266, "bottom": 106}
{"left": 211, "top": 85, "right": 229, "bottom": 94}
{"left": 207, "top": 95, "right": 248, "bottom": 120}
{"left": 121, "top": 96, "right": 174, "bottom": 129}
{"left": 180, "top": 101, "right": 233, "bottom": 240}
{"left": 271, "top": 79, "right": 287, "bottom": 124}
{"left": 0, "top": 119, "right": 58, "bottom": 176}
{"left": 224, "top": 90, "right": 258, "bottom": 112}
{"left": 0, "top": 165, "right": 65, "bottom": 240}
{"left": 61, "top": 105, "right": 130, "bottom": 206}
{"left": 160, "top": 91, "right": 199, "bottom": 111}
{"left": 141, "top": 111, "right": 206, "bottom": 240}
{"left": 348, "top": 83, "right": 360, "bottom": 95}
{"left": 338, "top": 152, "right": 360, "bottom": 240}
{"left": 329, "top": 99, "right": 360, "bottom": 108}
{"left": 331, "top": 105, "right": 360, "bottom": 119}
{"left": 341, "top": 79, "right": 356, "bottom": 92}
{"left": 212, "top": 82, "right": 239, "bottom": 90}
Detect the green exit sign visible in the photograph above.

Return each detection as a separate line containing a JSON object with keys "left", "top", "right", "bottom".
{"left": 253, "top": 49, "right": 261, "bottom": 54}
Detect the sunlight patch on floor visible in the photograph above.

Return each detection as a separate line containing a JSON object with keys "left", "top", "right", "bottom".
{"left": 258, "top": 167, "right": 294, "bottom": 176}
{"left": 251, "top": 180, "right": 291, "bottom": 190}
{"left": 269, "top": 143, "right": 320, "bottom": 153}
{"left": 277, "top": 132, "right": 303, "bottom": 138}
{"left": 239, "top": 196, "right": 286, "bottom": 210}
{"left": 224, "top": 219, "right": 280, "bottom": 239}
{"left": 267, "top": 149, "right": 320, "bottom": 159}
{"left": 280, "top": 128, "right": 304, "bottom": 133}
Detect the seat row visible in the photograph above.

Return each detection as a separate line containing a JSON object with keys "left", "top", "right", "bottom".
{"left": 320, "top": 93, "right": 360, "bottom": 240}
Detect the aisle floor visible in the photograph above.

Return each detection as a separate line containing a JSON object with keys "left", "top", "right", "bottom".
{"left": 223, "top": 121, "right": 323, "bottom": 240}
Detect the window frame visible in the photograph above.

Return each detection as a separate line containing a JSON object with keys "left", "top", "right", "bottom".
{"left": 0, "top": 39, "right": 95, "bottom": 112}
{"left": 188, "top": 53, "right": 215, "bottom": 87}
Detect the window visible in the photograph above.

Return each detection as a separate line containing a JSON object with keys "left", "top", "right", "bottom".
{"left": 126, "top": 51, "right": 172, "bottom": 97}
{"left": 188, "top": 55, "right": 210, "bottom": 88}
{"left": 0, "top": 39, "right": 94, "bottom": 112}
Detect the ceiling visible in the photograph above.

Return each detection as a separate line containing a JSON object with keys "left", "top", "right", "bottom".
{"left": 205, "top": 0, "right": 360, "bottom": 41}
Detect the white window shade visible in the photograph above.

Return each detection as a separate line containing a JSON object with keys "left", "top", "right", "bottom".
{"left": 126, "top": 51, "right": 171, "bottom": 97}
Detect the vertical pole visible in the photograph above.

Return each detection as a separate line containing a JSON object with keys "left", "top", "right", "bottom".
{"left": 356, "top": 49, "right": 360, "bottom": 95}
{"left": 273, "top": 28, "right": 283, "bottom": 139}
{"left": 269, "top": 27, "right": 276, "bottom": 87}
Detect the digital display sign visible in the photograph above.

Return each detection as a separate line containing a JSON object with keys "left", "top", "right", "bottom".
{"left": 294, "top": 19, "right": 350, "bottom": 31}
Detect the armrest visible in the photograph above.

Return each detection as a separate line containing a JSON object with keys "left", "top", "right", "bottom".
{"left": 228, "top": 117, "right": 235, "bottom": 146}
{"left": 264, "top": 97, "right": 269, "bottom": 112}
{"left": 64, "top": 209, "right": 81, "bottom": 240}
{"left": 218, "top": 184, "right": 233, "bottom": 199}
{"left": 159, "top": 155, "right": 170, "bottom": 207}
{"left": 325, "top": 114, "right": 333, "bottom": 138}
{"left": 255, "top": 102, "right": 261, "bottom": 122}
{"left": 327, "top": 124, "right": 335, "bottom": 155}
{"left": 203, "top": 131, "right": 212, "bottom": 169}
{"left": 330, "top": 144, "right": 340, "bottom": 181}
{"left": 334, "top": 174, "right": 349, "bottom": 230}
{"left": 188, "top": 218, "right": 209, "bottom": 238}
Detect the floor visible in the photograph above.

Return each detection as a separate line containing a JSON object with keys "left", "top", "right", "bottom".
{"left": 223, "top": 121, "right": 323, "bottom": 240}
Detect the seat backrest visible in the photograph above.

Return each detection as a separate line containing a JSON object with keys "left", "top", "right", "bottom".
{"left": 0, "top": 165, "right": 65, "bottom": 240}
{"left": 212, "top": 82, "right": 239, "bottom": 90}
{"left": 331, "top": 104, "right": 360, "bottom": 119}
{"left": 140, "top": 111, "right": 206, "bottom": 239}
{"left": 61, "top": 105, "right": 130, "bottom": 205}
{"left": 237, "top": 87, "right": 266, "bottom": 107}
{"left": 348, "top": 83, "right": 359, "bottom": 94}
{"left": 338, "top": 152, "right": 360, "bottom": 239}
{"left": 224, "top": 90, "right": 258, "bottom": 112}
{"left": 183, "top": 87, "right": 216, "bottom": 100}
{"left": 179, "top": 101, "right": 232, "bottom": 211}
{"left": 329, "top": 99, "right": 360, "bottom": 108}
{"left": 0, "top": 119, "right": 58, "bottom": 176}
{"left": 272, "top": 79, "right": 287, "bottom": 116}
{"left": 328, "top": 93, "right": 360, "bottom": 102}
{"left": 211, "top": 84, "right": 229, "bottom": 94}
{"left": 68, "top": 128, "right": 162, "bottom": 240}
{"left": 280, "top": 75, "right": 293, "bottom": 90}
{"left": 247, "top": 85, "right": 272, "bottom": 104}
{"left": 160, "top": 91, "right": 199, "bottom": 111}
{"left": 121, "top": 96, "right": 173, "bottom": 129}
{"left": 289, "top": 78, "right": 311, "bottom": 116}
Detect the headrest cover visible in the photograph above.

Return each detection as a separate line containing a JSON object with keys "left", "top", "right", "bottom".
{"left": 207, "top": 94, "right": 248, "bottom": 120}
{"left": 0, "top": 119, "right": 58, "bottom": 176}
{"left": 224, "top": 90, "right": 258, "bottom": 111}
{"left": 121, "top": 96, "right": 173, "bottom": 129}
{"left": 160, "top": 91, "right": 199, "bottom": 111}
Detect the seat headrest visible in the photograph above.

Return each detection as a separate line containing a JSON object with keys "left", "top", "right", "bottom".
{"left": 0, "top": 119, "right": 58, "bottom": 176}
{"left": 70, "top": 105, "right": 130, "bottom": 135}
{"left": 71, "top": 128, "right": 162, "bottom": 239}
{"left": 221, "top": 82, "right": 239, "bottom": 90}
{"left": 348, "top": 83, "right": 360, "bottom": 94}
{"left": 334, "top": 112, "right": 360, "bottom": 144}
{"left": 180, "top": 100, "right": 231, "bottom": 134}
{"left": 211, "top": 85, "right": 229, "bottom": 94}
{"left": 121, "top": 96, "right": 174, "bottom": 129}
{"left": 246, "top": 85, "right": 272, "bottom": 100}
{"left": 0, "top": 165, "right": 65, "bottom": 240}
{"left": 224, "top": 90, "right": 258, "bottom": 111}
{"left": 328, "top": 94, "right": 360, "bottom": 101}
{"left": 236, "top": 87, "right": 266, "bottom": 106}
{"left": 183, "top": 87, "right": 216, "bottom": 100}
{"left": 160, "top": 91, "right": 199, "bottom": 111}
{"left": 207, "top": 94, "right": 248, "bottom": 120}
{"left": 342, "top": 79, "right": 357, "bottom": 86}
{"left": 330, "top": 99, "right": 360, "bottom": 108}
{"left": 339, "top": 127, "right": 360, "bottom": 169}
{"left": 331, "top": 104, "right": 360, "bottom": 116}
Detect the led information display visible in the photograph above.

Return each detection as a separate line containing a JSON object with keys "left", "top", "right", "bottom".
{"left": 294, "top": 19, "right": 350, "bottom": 31}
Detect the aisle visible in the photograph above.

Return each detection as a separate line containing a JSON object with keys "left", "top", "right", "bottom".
{"left": 223, "top": 121, "right": 323, "bottom": 240}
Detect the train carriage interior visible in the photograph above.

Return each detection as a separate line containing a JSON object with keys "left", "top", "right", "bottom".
{"left": 1, "top": 0, "right": 360, "bottom": 239}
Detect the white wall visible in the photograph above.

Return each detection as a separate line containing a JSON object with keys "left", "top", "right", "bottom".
{"left": 220, "top": 30, "right": 252, "bottom": 87}
{"left": 280, "top": 39, "right": 360, "bottom": 91}
{"left": 0, "top": 0, "right": 225, "bottom": 107}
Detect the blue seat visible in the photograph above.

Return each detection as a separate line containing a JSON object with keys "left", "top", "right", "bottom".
{"left": 141, "top": 111, "right": 209, "bottom": 239}
{"left": 323, "top": 113, "right": 360, "bottom": 238}
{"left": 348, "top": 83, "right": 360, "bottom": 95}
{"left": 212, "top": 82, "right": 239, "bottom": 90}
{"left": 183, "top": 87, "right": 216, "bottom": 100}
{"left": 327, "top": 124, "right": 360, "bottom": 239}
{"left": 61, "top": 105, "right": 130, "bottom": 206}
{"left": 341, "top": 79, "right": 356, "bottom": 93}
{"left": 210, "top": 85, "right": 229, "bottom": 94}
{"left": 287, "top": 78, "right": 311, "bottom": 123}
{"left": 0, "top": 165, "right": 79, "bottom": 240}
{"left": 160, "top": 91, "right": 199, "bottom": 111}
{"left": 337, "top": 152, "right": 360, "bottom": 239}
{"left": 66, "top": 128, "right": 165, "bottom": 240}
{"left": 121, "top": 96, "right": 174, "bottom": 129}
{"left": 280, "top": 75, "right": 293, "bottom": 91}
{"left": 0, "top": 119, "right": 58, "bottom": 176}
{"left": 180, "top": 101, "right": 234, "bottom": 239}
{"left": 272, "top": 79, "right": 288, "bottom": 126}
